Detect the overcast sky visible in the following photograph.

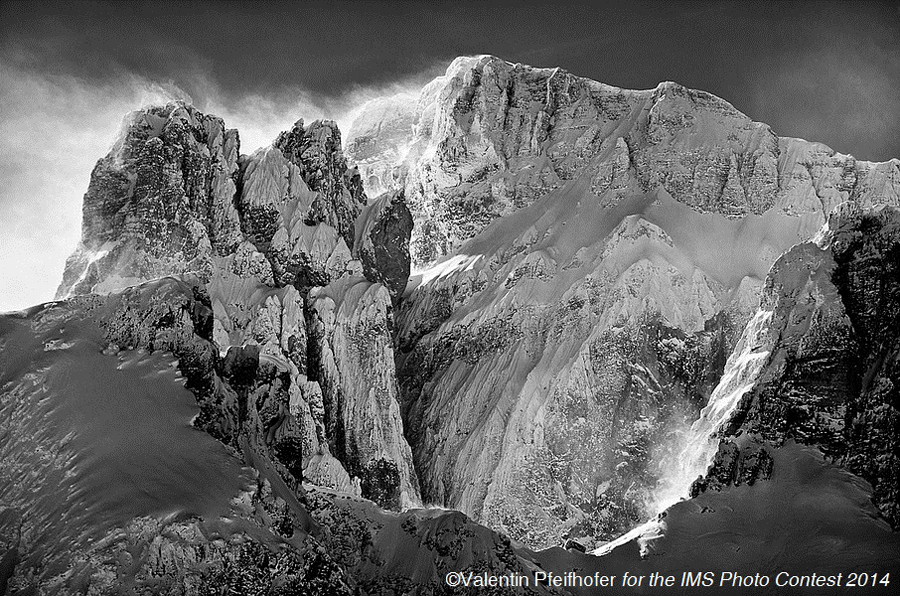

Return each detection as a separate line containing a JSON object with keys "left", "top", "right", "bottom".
{"left": 1, "top": 0, "right": 898, "bottom": 311}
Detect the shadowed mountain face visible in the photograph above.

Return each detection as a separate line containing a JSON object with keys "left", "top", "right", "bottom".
{"left": 2, "top": 56, "right": 899, "bottom": 593}
{"left": 698, "top": 204, "right": 900, "bottom": 527}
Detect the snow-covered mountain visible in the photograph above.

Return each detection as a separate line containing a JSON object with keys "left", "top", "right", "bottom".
{"left": 347, "top": 55, "right": 900, "bottom": 550}
{"left": 346, "top": 55, "right": 898, "bottom": 266}
{"left": 2, "top": 55, "right": 898, "bottom": 593}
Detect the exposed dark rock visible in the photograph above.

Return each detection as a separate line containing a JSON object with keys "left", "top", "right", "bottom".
{"left": 275, "top": 119, "right": 367, "bottom": 250}
{"left": 360, "top": 458, "right": 403, "bottom": 511}
{"left": 354, "top": 189, "right": 414, "bottom": 302}
{"left": 699, "top": 204, "right": 900, "bottom": 528}
{"left": 564, "top": 539, "right": 587, "bottom": 553}
{"left": 222, "top": 344, "right": 261, "bottom": 391}
{"left": 691, "top": 438, "right": 774, "bottom": 497}
{"left": 198, "top": 540, "right": 353, "bottom": 596}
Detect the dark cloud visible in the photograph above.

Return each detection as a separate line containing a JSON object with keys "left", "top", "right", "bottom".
{"left": 3, "top": 0, "right": 897, "bottom": 157}
{"left": 746, "top": 14, "right": 900, "bottom": 160}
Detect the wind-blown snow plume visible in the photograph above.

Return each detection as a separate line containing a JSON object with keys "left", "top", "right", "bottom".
{"left": 593, "top": 309, "right": 774, "bottom": 556}
{"left": 654, "top": 309, "right": 773, "bottom": 511}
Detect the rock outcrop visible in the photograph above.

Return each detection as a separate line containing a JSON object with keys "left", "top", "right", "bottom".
{"left": 353, "top": 190, "right": 414, "bottom": 302}
{"left": 274, "top": 119, "right": 367, "bottom": 249}
{"left": 57, "top": 102, "right": 243, "bottom": 298}
{"left": 235, "top": 120, "right": 364, "bottom": 289}
{"left": 698, "top": 204, "right": 900, "bottom": 528}
{"left": 0, "top": 278, "right": 347, "bottom": 593}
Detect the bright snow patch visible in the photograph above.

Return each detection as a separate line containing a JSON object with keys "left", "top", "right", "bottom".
{"left": 413, "top": 254, "right": 482, "bottom": 287}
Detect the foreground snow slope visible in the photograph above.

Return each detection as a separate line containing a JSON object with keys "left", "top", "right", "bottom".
{"left": 0, "top": 291, "right": 252, "bottom": 578}
{"left": 3, "top": 278, "right": 896, "bottom": 594}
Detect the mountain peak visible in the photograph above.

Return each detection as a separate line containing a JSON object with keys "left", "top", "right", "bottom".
{"left": 345, "top": 55, "right": 899, "bottom": 268}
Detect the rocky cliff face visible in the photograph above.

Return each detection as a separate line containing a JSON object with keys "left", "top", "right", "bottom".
{"left": 57, "top": 103, "right": 244, "bottom": 297}
{"left": 353, "top": 190, "right": 414, "bottom": 302}
{"left": 54, "top": 101, "right": 421, "bottom": 522}
{"left": 308, "top": 277, "right": 419, "bottom": 509}
{"left": 697, "top": 203, "right": 900, "bottom": 528}
{"left": 11, "top": 54, "right": 898, "bottom": 591}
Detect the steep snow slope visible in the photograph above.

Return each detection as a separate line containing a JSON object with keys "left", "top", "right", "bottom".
{"left": 0, "top": 295, "right": 253, "bottom": 576}
{"left": 394, "top": 180, "right": 823, "bottom": 549}
{"left": 649, "top": 309, "right": 774, "bottom": 522}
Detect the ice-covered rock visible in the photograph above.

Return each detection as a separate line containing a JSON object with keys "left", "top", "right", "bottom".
{"left": 275, "top": 119, "right": 367, "bottom": 250}
{"left": 345, "top": 93, "right": 418, "bottom": 197}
